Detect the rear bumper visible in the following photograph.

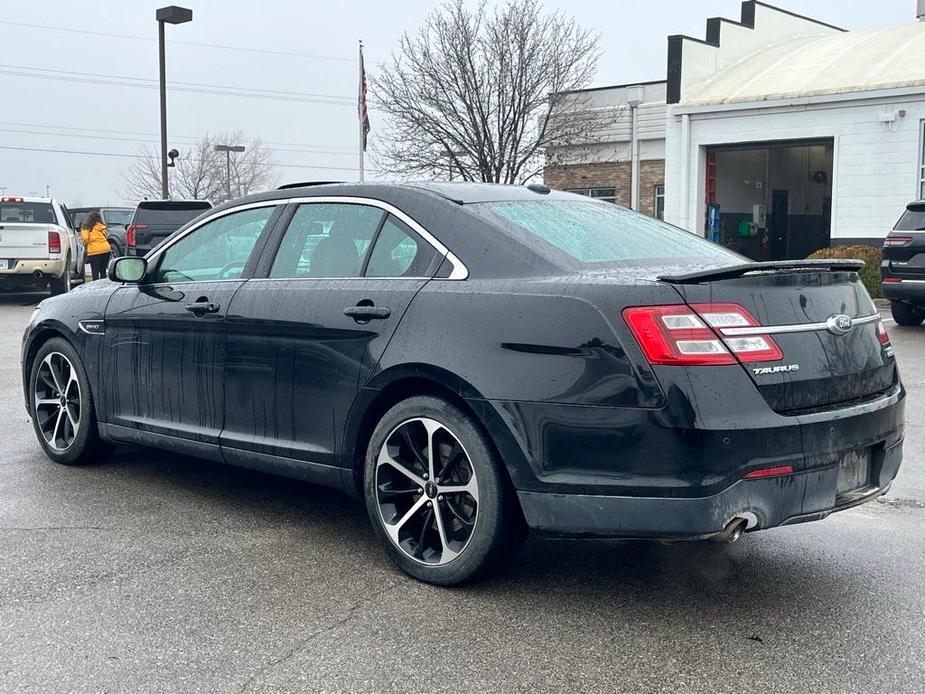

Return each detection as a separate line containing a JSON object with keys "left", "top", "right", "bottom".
{"left": 882, "top": 281, "right": 925, "bottom": 303}
{"left": 518, "top": 438, "right": 902, "bottom": 538}
{"left": 476, "top": 378, "right": 904, "bottom": 538}
{"left": 0, "top": 258, "right": 66, "bottom": 284}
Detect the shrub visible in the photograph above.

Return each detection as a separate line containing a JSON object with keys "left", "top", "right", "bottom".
{"left": 807, "top": 244, "right": 882, "bottom": 298}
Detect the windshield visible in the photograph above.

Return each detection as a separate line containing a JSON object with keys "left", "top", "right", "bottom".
{"left": 894, "top": 206, "right": 925, "bottom": 231}
{"left": 102, "top": 209, "right": 133, "bottom": 226}
{"left": 473, "top": 199, "right": 742, "bottom": 266}
{"left": 0, "top": 202, "right": 56, "bottom": 224}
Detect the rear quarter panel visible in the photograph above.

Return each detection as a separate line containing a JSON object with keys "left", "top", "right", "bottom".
{"left": 375, "top": 277, "right": 673, "bottom": 409}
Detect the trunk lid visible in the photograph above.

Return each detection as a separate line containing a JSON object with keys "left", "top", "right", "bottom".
{"left": 0, "top": 223, "right": 52, "bottom": 260}
{"left": 661, "top": 261, "right": 896, "bottom": 414}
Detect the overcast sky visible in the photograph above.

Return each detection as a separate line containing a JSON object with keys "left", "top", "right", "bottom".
{"left": 0, "top": 0, "right": 913, "bottom": 206}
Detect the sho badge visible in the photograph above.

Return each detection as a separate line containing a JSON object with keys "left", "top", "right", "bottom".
{"left": 78, "top": 320, "right": 105, "bottom": 335}
{"left": 753, "top": 364, "right": 799, "bottom": 376}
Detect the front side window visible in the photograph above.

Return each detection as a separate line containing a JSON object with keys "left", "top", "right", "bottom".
{"left": 366, "top": 215, "right": 439, "bottom": 277}
{"left": 269, "top": 203, "right": 385, "bottom": 279}
{"left": 152, "top": 205, "right": 275, "bottom": 283}
{"left": 474, "top": 200, "right": 742, "bottom": 266}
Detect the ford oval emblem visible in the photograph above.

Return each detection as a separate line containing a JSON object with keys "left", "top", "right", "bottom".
{"left": 826, "top": 313, "right": 854, "bottom": 335}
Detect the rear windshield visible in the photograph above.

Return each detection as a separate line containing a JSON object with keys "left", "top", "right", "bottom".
{"left": 134, "top": 202, "right": 211, "bottom": 226}
{"left": 0, "top": 202, "right": 56, "bottom": 224}
{"left": 102, "top": 209, "right": 133, "bottom": 226}
{"left": 894, "top": 206, "right": 925, "bottom": 231}
{"left": 473, "top": 200, "right": 741, "bottom": 266}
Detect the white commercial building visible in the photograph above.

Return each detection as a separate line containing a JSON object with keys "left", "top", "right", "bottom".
{"left": 548, "top": 1, "right": 925, "bottom": 261}
{"left": 664, "top": 1, "right": 925, "bottom": 260}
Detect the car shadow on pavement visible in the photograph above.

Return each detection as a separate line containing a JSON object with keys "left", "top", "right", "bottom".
{"left": 92, "top": 445, "right": 880, "bottom": 620}
{"left": 0, "top": 291, "right": 48, "bottom": 307}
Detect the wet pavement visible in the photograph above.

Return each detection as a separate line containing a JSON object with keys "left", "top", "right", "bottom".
{"left": 1, "top": 291, "right": 923, "bottom": 693}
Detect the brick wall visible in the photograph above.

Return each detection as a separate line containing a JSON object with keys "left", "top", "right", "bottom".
{"left": 638, "top": 160, "right": 665, "bottom": 218}
{"left": 544, "top": 162, "right": 632, "bottom": 207}
{"left": 544, "top": 160, "right": 665, "bottom": 216}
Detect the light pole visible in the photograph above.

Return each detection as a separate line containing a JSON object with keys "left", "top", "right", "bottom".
{"left": 156, "top": 5, "right": 193, "bottom": 200}
{"left": 215, "top": 144, "right": 246, "bottom": 200}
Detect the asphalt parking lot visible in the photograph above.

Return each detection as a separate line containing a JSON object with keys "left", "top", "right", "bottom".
{"left": 1, "top": 290, "right": 923, "bottom": 693}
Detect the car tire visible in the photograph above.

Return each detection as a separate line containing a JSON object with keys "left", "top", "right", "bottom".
{"left": 48, "top": 256, "right": 71, "bottom": 296}
{"left": 28, "top": 337, "right": 112, "bottom": 466}
{"left": 890, "top": 301, "right": 924, "bottom": 326}
{"left": 364, "top": 395, "right": 524, "bottom": 585}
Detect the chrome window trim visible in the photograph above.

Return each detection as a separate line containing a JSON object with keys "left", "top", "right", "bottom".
{"left": 283, "top": 196, "right": 468, "bottom": 280}
{"left": 247, "top": 276, "right": 431, "bottom": 283}
{"left": 145, "top": 196, "right": 469, "bottom": 281}
{"left": 719, "top": 313, "right": 881, "bottom": 337}
{"left": 896, "top": 278, "right": 925, "bottom": 284}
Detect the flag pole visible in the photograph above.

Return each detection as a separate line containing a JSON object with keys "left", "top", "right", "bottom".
{"left": 358, "top": 40, "right": 365, "bottom": 183}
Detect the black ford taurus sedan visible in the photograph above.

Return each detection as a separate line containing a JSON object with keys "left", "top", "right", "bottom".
{"left": 22, "top": 182, "right": 904, "bottom": 585}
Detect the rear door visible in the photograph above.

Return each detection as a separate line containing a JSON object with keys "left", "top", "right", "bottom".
{"left": 665, "top": 265, "right": 895, "bottom": 414}
{"left": 101, "top": 203, "right": 283, "bottom": 450}
{"left": 221, "top": 199, "right": 443, "bottom": 470}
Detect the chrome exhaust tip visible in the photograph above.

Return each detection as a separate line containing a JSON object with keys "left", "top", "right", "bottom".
{"left": 712, "top": 517, "right": 748, "bottom": 543}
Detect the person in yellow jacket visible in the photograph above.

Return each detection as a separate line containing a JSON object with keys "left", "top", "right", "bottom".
{"left": 79, "top": 210, "right": 112, "bottom": 281}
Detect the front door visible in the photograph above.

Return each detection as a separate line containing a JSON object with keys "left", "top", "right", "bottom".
{"left": 101, "top": 204, "right": 281, "bottom": 449}
{"left": 222, "top": 201, "right": 443, "bottom": 472}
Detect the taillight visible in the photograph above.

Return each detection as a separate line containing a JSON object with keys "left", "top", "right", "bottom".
{"left": 126, "top": 223, "right": 145, "bottom": 247}
{"left": 883, "top": 235, "right": 913, "bottom": 247}
{"left": 622, "top": 303, "right": 783, "bottom": 366}
{"left": 877, "top": 321, "right": 891, "bottom": 347}
{"left": 882, "top": 277, "right": 902, "bottom": 283}
{"left": 47, "top": 230, "right": 61, "bottom": 254}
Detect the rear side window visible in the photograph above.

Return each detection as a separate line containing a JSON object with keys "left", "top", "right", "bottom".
{"left": 365, "top": 215, "right": 438, "bottom": 277}
{"left": 269, "top": 203, "right": 385, "bottom": 278}
{"left": 0, "top": 202, "right": 55, "bottom": 224}
{"left": 894, "top": 206, "right": 925, "bottom": 231}
{"left": 474, "top": 200, "right": 741, "bottom": 265}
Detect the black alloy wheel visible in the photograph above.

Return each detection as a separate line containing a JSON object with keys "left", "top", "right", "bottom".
{"left": 364, "top": 395, "right": 523, "bottom": 585}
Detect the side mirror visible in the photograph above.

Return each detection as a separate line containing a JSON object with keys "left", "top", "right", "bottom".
{"left": 108, "top": 256, "right": 147, "bottom": 283}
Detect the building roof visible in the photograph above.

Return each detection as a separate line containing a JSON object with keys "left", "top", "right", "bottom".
{"left": 682, "top": 22, "right": 925, "bottom": 106}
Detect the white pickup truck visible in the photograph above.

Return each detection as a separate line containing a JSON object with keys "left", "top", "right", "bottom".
{"left": 0, "top": 196, "right": 85, "bottom": 295}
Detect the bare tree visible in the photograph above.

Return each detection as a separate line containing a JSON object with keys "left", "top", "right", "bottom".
{"left": 373, "top": 0, "right": 612, "bottom": 183}
{"left": 123, "top": 132, "right": 277, "bottom": 203}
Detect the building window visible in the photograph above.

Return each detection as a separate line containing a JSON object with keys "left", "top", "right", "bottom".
{"left": 566, "top": 187, "right": 616, "bottom": 203}
{"left": 920, "top": 121, "right": 925, "bottom": 199}
{"left": 654, "top": 184, "right": 665, "bottom": 220}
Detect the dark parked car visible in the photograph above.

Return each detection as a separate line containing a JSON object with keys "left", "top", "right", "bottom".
{"left": 882, "top": 200, "right": 925, "bottom": 325}
{"left": 126, "top": 199, "right": 212, "bottom": 256}
{"left": 70, "top": 207, "right": 134, "bottom": 257}
{"left": 22, "top": 183, "right": 904, "bottom": 585}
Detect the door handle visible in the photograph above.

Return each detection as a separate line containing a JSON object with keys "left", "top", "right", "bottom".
{"left": 344, "top": 305, "right": 391, "bottom": 321}
{"left": 186, "top": 297, "right": 220, "bottom": 315}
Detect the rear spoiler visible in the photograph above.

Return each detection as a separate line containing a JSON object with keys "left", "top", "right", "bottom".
{"left": 659, "top": 259, "right": 865, "bottom": 284}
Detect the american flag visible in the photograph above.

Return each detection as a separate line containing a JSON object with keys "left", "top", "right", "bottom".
{"left": 358, "top": 42, "right": 370, "bottom": 152}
